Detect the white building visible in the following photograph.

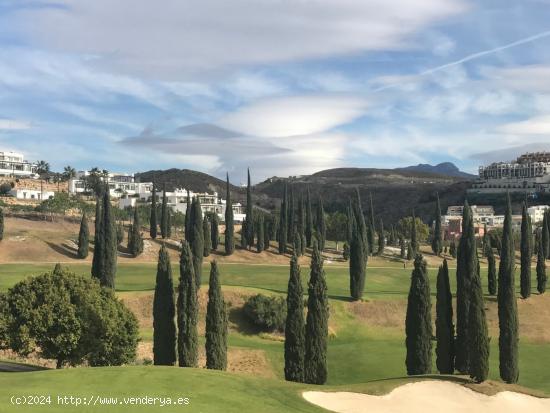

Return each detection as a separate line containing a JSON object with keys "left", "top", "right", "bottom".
{"left": 527, "top": 205, "right": 550, "bottom": 224}
{"left": 470, "top": 152, "right": 550, "bottom": 194}
{"left": 69, "top": 171, "right": 153, "bottom": 198}
{"left": 0, "top": 151, "right": 37, "bottom": 178}
{"left": 442, "top": 205, "right": 495, "bottom": 225}
{"left": 9, "top": 188, "right": 54, "bottom": 200}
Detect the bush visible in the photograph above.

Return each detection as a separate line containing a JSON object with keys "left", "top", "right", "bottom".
{"left": 243, "top": 294, "right": 286, "bottom": 332}
{"left": 0, "top": 265, "right": 139, "bottom": 368}
{"left": 0, "top": 183, "right": 12, "bottom": 195}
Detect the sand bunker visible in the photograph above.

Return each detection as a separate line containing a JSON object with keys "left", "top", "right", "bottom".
{"left": 303, "top": 381, "right": 550, "bottom": 413}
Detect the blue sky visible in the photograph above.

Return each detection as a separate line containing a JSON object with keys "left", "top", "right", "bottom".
{"left": 1, "top": 0, "right": 550, "bottom": 183}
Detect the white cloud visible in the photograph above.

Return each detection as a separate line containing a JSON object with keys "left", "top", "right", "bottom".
{"left": 11, "top": 0, "right": 468, "bottom": 78}
{"left": 218, "top": 95, "right": 368, "bottom": 137}
{"left": 497, "top": 115, "right": 550, "bottom": 135}
{"left": 0, "top": 119, "right": 31, "bottom": 130}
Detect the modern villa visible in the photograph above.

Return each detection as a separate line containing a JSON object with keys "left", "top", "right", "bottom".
{"left": 0, "top": 151, "right": 37, "bottom": 179}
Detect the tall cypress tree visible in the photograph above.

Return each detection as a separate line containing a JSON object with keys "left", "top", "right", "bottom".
{"left": 0, "top": 207, "right": 4, "bottom": 241}
{"left": 91, "top": 196, "right": 103, "bottom": 281}
{"left": 405, "top": 254, "right": 432, "bottom": 375}
{"left": 349, "top": 211, "right": 366, "bottom": 301}
{"left": 245, "top": 168, "right": 254, "bottom": 249}
{"left": 498, "top": 193, "right": 519, "bottom": 384}
{"left": 278, "top": 184, "right": 288, "bottom": 254}
{"left": 203, "top": 218, "right": 211, "bottom": 257}
{"left": 354, "top": 189, "right": 368, "bottom": 256}
{"left": 543, "top": 211, "right": 550, "bottom": 259}
{"left": 468, "top": 262, "right": 490, "bottom": 383}
{"left": 455, "top": 200, "right": 476, "bottom": 374}
{"left": 377, "top": 219, "right": 385, "bottom": 255}
{"left": 520, "top": 201, "right": 532, "bottom": 299}
{"left": 487, "top": 238, "right": 497, "bottom": 295}
{"left": 435, "top": 259, "right": 454, "bottom": 374}
{"left": 367, "top": 194, "right": 376, "bottom": 255}
{"left": 153, "top": 245, "right": 176, "bottom": 365}
{"left": 167, "top": 209, "right": 172, "bottom": 238}
{"left": 287, "top": 186, "right": 294, "bottom": 244}
{"left": 256, "top": 214, "right": 264, "bottom": 253}
{"left": 536, "top": 230, "right": 547, "bottom": 294}
{"left": 128, "top": 206, "right": 144, "bottom": 257}
{"left": 160, "top": 183, "right": 168, "bottom": 239}
{"left": 304, "top": 243, "right": 329, "bottom": 384}
{"left": 77, "top": 211, "right": 89, "bottom": 259}
{"left": 297, "top": 193, "right": 306, "bottom": 255}
{"left": 100, "top": 189, "right": 117, "bottom": 289}
{"left": 185, "top": 192, "right": 192, "bottom": 241}
{"left": 432, "top": 193, "right": 443, "bottom": 256}
{"left": 224, "top": 174, "right": 234, "bottom": 255}
{"left": 411, "top": 213, "right": 419, "bottom": 255}
{"left": 177, "top": 241, "right": 198, "bottom": 367}
{"left": 205, "top": 261, "right": 227, "bottom": 370}
{"left": 347, "top": 198, "right": 354, "bottom": 245}
{"left": 190, "top": 197, "right": 204, "bottom": 289}
{"left": 285, "top": 253, "right": 305, "bottom": 382}
{"left": 150, "top": 184, "right": 158, "bottom": 239}
{"left": 263, "top": 215, "right": 271, "bottom": 251}
{"left": 211, "top": 213, "right": 219, "bottom": 251}
{"left": 316, "top": 196, "right": 326, "bottom": 252}
{"left": 305, "top": 186, "right": 313, "bottom": 247}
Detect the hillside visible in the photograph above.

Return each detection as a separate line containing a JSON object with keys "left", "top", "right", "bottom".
{"left": 396, "top": 162, "right": 476, "bottom": 179}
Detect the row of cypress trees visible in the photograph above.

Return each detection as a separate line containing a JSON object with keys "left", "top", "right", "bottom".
{"left": 153, "top": 243, "right": 227, "bottom": 369}
{"left": 91, "top": 186, "right": 117, "bottom": 289}
{"left": 284, "top": 242, "right": 329, "bottom": 384}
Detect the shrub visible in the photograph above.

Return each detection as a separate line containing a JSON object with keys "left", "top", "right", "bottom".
{"left": 243, "top": 294, "right": 286, "bottom": 332}
{"left": 0, "top": 183, "right": 12, "bottom": 195}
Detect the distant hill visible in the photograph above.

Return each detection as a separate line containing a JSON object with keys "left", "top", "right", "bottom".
{"left": 396, "top": 162, "right": 476, "bottom": 179}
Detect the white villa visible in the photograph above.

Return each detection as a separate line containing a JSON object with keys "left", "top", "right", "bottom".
{"left": 69, "top": 171, "right": 154, "bottom": 198}
{"left": 0, "top": 151, "right": 37, "bottom": 179}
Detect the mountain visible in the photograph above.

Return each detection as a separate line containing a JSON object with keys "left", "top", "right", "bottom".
{"left": 396, "top": 162, "right": 476, "bottom": 179}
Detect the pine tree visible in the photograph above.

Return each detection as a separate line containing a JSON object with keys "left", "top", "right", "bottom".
{"left": 128, "top": 206, "right": 144, "bottom": 257}
{"left": 160, "top": 183, "right": 168, "bottom": 239}
{"left": 203, "top": 218, "right": 211, "bottom": 257}
{"left": 435, "top": 259, "right": 454, "bottom": 374}
{"left": 278, "top": 184, "right": 288, "bottom": 254}
{"left": 189, "top": 197, "right": 204, "bottom": 289}
{"left": 405, "top": 254, "right": 432, "bottom": 375}
{"left": 520, "top": 201, "right": 532, "bottom": 299}
{"left": 211, "top": 213, "right": 219, "bottom": 251}
{"left": 455, "top": 200, "right": 476, "bottom": 374}
{"left": 487, "top": 238, "right": 497, "bottom": 295}
{"left": 91, "top": 196, "right": 103, "bottom": 281}
{"left": 305, "top": 186, "right": 313, "bottom": 247}
{"left": 0, "top": 207, "right": 4, "bottom": 241}
{"left": 245, "top": 168, "right": 254, "bottom": 249}
{"left": 498, "top": 193, "right": 519, "bottom": 384}
{"left": 285, "top": 253, "right": 305, "bottom": 382}
{"left": 77, "top": 211, "right": 89, "bottom": 259}
{"left": 177, "top": 241, "right": 198, "bottom": 367}
{"left": 101, "top": 190, "right": 117, "bottom": 289}
{"left": 432, "top": 194, "right": 443, "bottom": 256}
{"left": 304, "top": 243, "right": 329, "bottom": 384}
{"left": 150, "top": 184, "right": 158, "bottom": 239}
{"left": 256, "top": 214, "right": 265, "bottom": 253}
{"left": 536, "top": 230, "right": 547, "bottom": 294}
{"left": 349, "top": 211, "right": 366, "bottom": 301}
{"left": 316, "top": 197, "right": 326, "bottom": 251}
{"left": 205, "top": 261, "right": 227, "bottom": 370}
{"left": 224, "top": 174, "right": 234, "bottom": 255}
{"left": 377, "top": 219, "right": 385, "bottom": 255}
{"left": 153, "top": 245, "right": 176, "bottom": 365}
{"left": 468, "top": 263, "right": 490, "bottom": 383}
{"left": 185, "top": 192, "right": 192, "bottom": 241}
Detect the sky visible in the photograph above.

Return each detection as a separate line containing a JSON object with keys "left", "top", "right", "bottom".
{"left": 1, "top": 0, "right": 550, "bottom": 183}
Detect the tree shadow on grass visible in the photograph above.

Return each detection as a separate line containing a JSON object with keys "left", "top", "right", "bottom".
{"left": 45, "top": 241, "right": 78, "bottom": 259}
{"left": 228, "top": 306, "right": 263, "bottom": 336}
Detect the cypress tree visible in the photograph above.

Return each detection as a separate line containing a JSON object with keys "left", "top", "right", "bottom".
{"left": 353, "top": 189, "right": 368, "bottom": 256}
{"left": 487, "top": 238, "right": 497, "bottom": 295}
{"left": 177, "top": 241, "right": 198, "bottom": 367}
{"left": 101, "top": 189, "right": 117, "bottom": 289}
{"left": 224, "top": 174, "right": 234, "bottom": 255}
{"left": 346, "top": 198, "right": 354, "bottom": 245}
{"left": 278, "top": 184, "right": 288, "bottom": 254}
{"left": 349, "top": 211, "right": 366, "bottom": 301}
{"left": 498, "top": 193, "right": 519, "bottom": 384}
{"left": 77, "top": 211, "right": 89, "bottom": 259}
{"left": 256, "top": 214, "right": 265, "bottom": 253}
{"left": 116, "top": 221, "right": 124, "bottom": 246}
{"left": 520, "top": 201, "right": 532, "bottom": 299}
{"left": 245, "top": 168, "right": 254, "bottom": 249}
{"left": 304, "top": 243, "right": 329, "bottom": 385}
{"left": 468, "top": 263, "right": 490, "bottom": 383}
{"left": 455, "top": 200, "right": 476, "bottom": 374}
{"left": 411, "top": 213, "right": 419, "bottom": 255}
{"left": 161, "top": 183, "right": 168, "bottom": 239}
{"left": 129, "top": 206, "right": 144, "bottom": 257}
{"left": 240, "top": 221, "right": 247, "bottom": 249}
{"left": 153, "top": 245, "right": 176, "bottom": 365}
{"left": 449, "top": 240, "right": 457, "bottom": 258}
{"left": 315, "top": 196, "right": 326, "bottom": 252}
{"left": 305, "top": 186, "right": 313, "bottom": 247}
{"left": 405, "top": 254, "right": 432, "bottom": 375}
{"left": 543, "top": 211, "right": 550, "bottom": 259}
{"left": 297, "top": 193, "right": 306, "bottom": 254}
{"left": 185, "top": 192, "right": 192, "bottom": 241}
{"left": 285, "top": 253, "right": 305, "bottom": 382}
{"left": 288, "top": 186, "right": 295, "bottom": 244}
{"left": 400, "top": 236, "right": 406, "bottom": 259}
{"left": 203, "top": 218, "right": 211, "bottom": 257}
{"left": 150, "top": 184, "right": 158, "bottom": 239}
{"left": 536, "top": 230, "right": 547, "bottom": 294}
{"left": 190, "top": 197, "right": 204, "bottom": 289}
{"left": 0, "top": 207, "right": 3, "bottom": 241}
{"left": 435, "top": 259, "right": 454, "bottom": 374}
{"left": 211, "top": 213, "right": 219, "bottom": 251}
{"left": 167, "top": 209, "right": 172, "bottom": 238}
{"left": 265, "top": 215, "right": 271, "bottom": 251}
{"left": 293, "top": 229, "right": 302, "bottom": 257}
{"left": 377, "top": 219, "right": 385, "bottom": 255}
{"left": 407, "top": 242, "right": 414, "bottom": 260}
{"left": 367, "top": 194, "right": 376, "bottom": 255}
{"left": 91, "top": 196, "right": 103, "bottom": 281}
{"left": 205, "top": 261, "right": 227, "bottom": 370}
{"left": 432, "top": 193, "right": 443, "bottom": 256}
